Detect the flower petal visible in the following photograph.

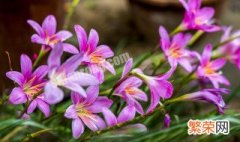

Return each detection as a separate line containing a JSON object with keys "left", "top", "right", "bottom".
{"left": 72, "top": 118, "right": 84, "bottom": 139}
{"left": 64, "top": 82, "right": 87, "bottom": 98}
{"left": 102, "top": 107, "right": 117, "bottom": 127}
{"left": 93, "top": 45, "right": 114, "bottom": 58}
{"left": 159, "top": 26, "right": 170, "bottom": 51}
{"left": 55, "top": 30, "right": 72, "bottom": 41}
{"left": 178, "top": 58, "right": 193, "bottom": 72}
{"left": 42, "top": 15, "right": 56, "bottom": 35}
{"left": 117, "top": 105, "right": 136, "bottom": 123}
{"left": 62, "top": 43, "right": 79, "bottom": 54}
{"left": 27, "top": 20, "right": 44, "bottom": 36}
{"left": 6, "top": 71, "right": 24, "bottom": 86}
{"left": 58, "top": 54, "right": 82, "bottom": 74}
{"left": 121, "top": 58, "right": 133, "bottom": 79}
{"left": 27, "top": 100, "right": 37, "bottom": 114}
{"left": 202, "top": 44, "right": 212, "bottom": 65}
{"left": 37, "top": 98, "right": 50, "bottom": 117}
{"left": 31, "top": 34, "right": 45, "bottom": 44}
{"left": 67, "top": 72, "right": 99, "bottom": 86}
{"left": 89, "top": 64, "right": 104, "bottom": 84}
{"left": 32, "top": 65, "right": 48, "bottom": 80}
{"left": 64, "top": 105, "right": 78, "bottom": 119}
{"left": 88, "top": 29, "right": 99, "bottom": 52}
{"left": 48, "top": 42, "right": 63, "bottom": 69}
{"left": 101, "top": 61, "right": 116, "bottom": 75}
{"left": 9, "top": 87, "right": 27, "bottom": 104}
{"left": 86, "top": 97, "right": 112, "bottom": 113}
{"left": 85, "top": 85, "right": 99, "bottom": 104}
{"left": 71, "top": 92, "right": 85, "bottom": 104}
{"left": 44, "top": 82, "right": 64, "bottom": 104}
{"left": 21, "top": 54, "right": 32, "bottom": 77}
{"left": 211, "top": 58, "right": 226, "bottom": 70}
{"left": 75, "top": 25, "right": 88, "bottom": 52}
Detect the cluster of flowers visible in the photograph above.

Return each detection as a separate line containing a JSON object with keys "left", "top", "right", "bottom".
{"left": 6, "top": 0, "right": 240, "bottom": 139}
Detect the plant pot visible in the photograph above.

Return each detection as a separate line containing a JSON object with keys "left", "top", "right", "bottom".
{"left": 128, "top": 0, "right": 225, "bottom": 43}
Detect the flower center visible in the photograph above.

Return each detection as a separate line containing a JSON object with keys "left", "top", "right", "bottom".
{"left": 90, "top": 55, "right": 104, "bottom": 64}
{"left": 76, "top": 104, "right": 92, "bottom": 118}
{"left": 50, "top": 71, "right": 67, "bottom": 86}
{"left": 125, "top": 87, "right": 137, "bottom": 95}
{"left": 203, "top": 63, "right": 216, "bottom": 75}
{"left": 23, "top": 77, "right": 44, "bottom": 97}
{"left": 169, "top": 46, "right": 183, "bottom": 58}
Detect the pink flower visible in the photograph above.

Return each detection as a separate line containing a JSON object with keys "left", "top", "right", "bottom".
{"left": 216, "top": 27, "right": 240, "bottom": 69}
{"left": 196, "top": 44, "right": 230, "bottom": 88}
{"left": 159, "top": 26, "right": 193, "bottom": 72}
{"left": 64, "top": 86, "right": 112, "bottom": 138}
{"left": 44, "top": 43, "right": 99, "bottom": 104}
{"left": 6, "top": 54, "right": 50, "bottom": 117}
{"left": 122, "top": 59, "right": 175, "bottom": 113}
{"left": 163, "top": 114, "right": 171, "bottom": 128}
{"left": 179, "top": 0, "right": 220, "bottom": 32}
{"left": 74, "top": 25, "right": 116, "bottom": 83}
{"left": 28, "top": 15, "right": 78, "bottom": 54}
{"left": 183, "top": 88, "right": 229, "bottom": 114}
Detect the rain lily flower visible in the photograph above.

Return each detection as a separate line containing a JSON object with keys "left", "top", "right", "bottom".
{"left": 163, "top": 114, "right": 171, "bottom": 128}
{"left": 28, "top": 15, "right": 78, "bottom": 54}
{"left": 179, "top": 0, "right": 220, "bottom": 32}
{"left": 196, "top": 44, "right": 230, "bottom": 88}
{"left": 216, "top": 27, "right": 240, "bottom": 69}
{"left": 102, "top": 105, "right": 136, "bottom": 127}
{"left": 44, "top": 43, "right": 99, "bottom": 104}
{"left": 113, "top": 59, "right": 147, "bottom": 115}
{"left": 114, "top": 77, "right": 147, "bottom": 115}
{"left": 64, "top": 86, "right": 112, "bottom": 138}
{"left": 74, "top": 25, "right": 116, "bottom": 83}
{"left": 180, "top": 88, "right": 229, "bottom": 114}
{"left": 159, "top": 26, "right": 193, "bottom": 72}
{"left": 122, "top": 59, "right": 174, "bottom": 113}
{"left": 132, "top": 68, "right": 174, "bottom": 113}
{"left": 6, "top": 54, "right": 50, "bottom": 117}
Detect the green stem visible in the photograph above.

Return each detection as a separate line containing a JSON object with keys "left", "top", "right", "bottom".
{"left": 1, "top": 126, "right": 26, "bottom": 142}
{"left": 22, "top": 129, "right": 53, "bottom": 142}
{"left": 33, "top": 49, "right": 47, "bottom": 68}
{"left": 188, "top": 30, "right": 204, "bottom": 47}
{"left": 170, "top": 25, "right": 184, "bottom": 36}
{"left": 63, "top": 0, "right": 81, "bottom": 29}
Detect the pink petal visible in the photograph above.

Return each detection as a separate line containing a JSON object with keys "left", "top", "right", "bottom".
{"left": 48, "top": 42, "right": 63, "bottom": 69}
{"left": 27, "top": 20, "right": 44, "bottom": 37}
{"left": 93, "top": 45, "right": 114, "bottom": 58}
{"left": 37, "top": 98, "right": 50, "bottom": 117}
{"left": 55, "top": 30, "right": 72, "bottom": 41}
{"left": 134, "top": 101, "right": 144, "bottom": 115}
{"left": 102, "top": 108, "right": 117, "bottom": 127}
{"left": 64, "top": 105, "right": 78, "bottom": 119}
{"left": 72, "top": 118, "right": 84, "bottom": 139}
{"left": 6, "top": 71, "right": 24, "bottom": 86}
{"left": 85, "top": 86, "right": 99, "bottom": 104}
{"left": 88, "top": 29, "right": 99, "bottom": 52}
{"left": 32, "top": 65, "right": 48, "bottom": 80}
{"left": 64, "top": 82, "right": 87, "bottom": 98}
{"left": 101, "top": 61, "right": 116, "bottom": 75}
{"left": 202, "top": 44, "right": 212, "bottom": 65}
{"left": 117, "top": 105, "right": 136, "bottom": 123}
{"left": 21, "top": 54, "right": 32, "bottom": 77}
{"left": 197, "top": 7, "right": 214, "bottom": 21}
{"left": 89, "top": 64, "right": 104, "bottom": 84}
{"left": 67, "top": 72, "right": 99, "bottom": 86}
{"left": 71, "top": 92, "right": 85, "bottom": 104}
{"left": 179, "top": 0, "right": 189, "bottom": 11}
{"left": 131, "top": 88, "right": 148, "bottom": 102}
{"left": 42, "top": 15, "right": 56, "bottom": 36}
{"left": 62, "top": 43, "right": 79, "bottom": 54}
{"left": 159, "top": 26, "right": 170, "bottom": 51}
{"left": 74, "top": 25, "right": 88, "bottom": 52}
{"left": 59, "top": 54, "right": 82, "bottom": 74}
{"left": 44, "top": 82, "right": 64, "bottom": 104}
{"left": 178, "top": 58, "right": 193, "bottom": 72}
{"left": 27, "top": 100, "right": 37, "bottom": 114}
{"left": 121, "top": 58, "right": 133, "bottom": 79}
{"left": 81, "top": 116, "right": 98, "bottom": 131}
{"left": 211, "top": 59, "right": 226, "bottom": 70}
{"left": 86, "top": 97, "right": 113, "bottom": 113}
{"left": 9, "top": 87, "right": 27, "bottom": 104}
{"left": 31, "top": 34, "right": 45, "bottom": 44}
{"left": 95, "top": 115, "right": 106, "bottom": 130}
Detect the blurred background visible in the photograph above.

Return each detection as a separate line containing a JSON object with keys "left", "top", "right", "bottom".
{"left": 1, "top": 0, "right": 240, "bottom": 92}
{"left": 1, "top": 0, "right": 240, "bottom": 141}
